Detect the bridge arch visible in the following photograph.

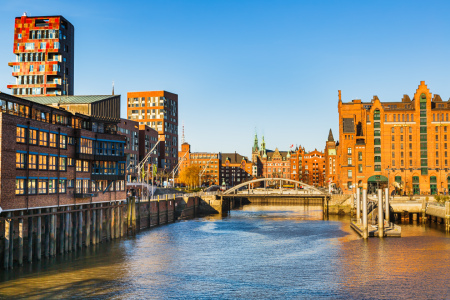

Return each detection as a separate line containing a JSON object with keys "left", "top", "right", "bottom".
{"left": 223, "top": 177, "right": 326, "bottom": 195}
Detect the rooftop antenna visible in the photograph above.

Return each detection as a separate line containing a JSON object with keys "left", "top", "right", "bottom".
{"left": 182, "top": 121, "right": 185, "bottom": 144}
{"left": 112, "top": 81, "right": 114, "bottom": 95}
{"left": 22, "top": 12, "right": 27, "bottom": 17}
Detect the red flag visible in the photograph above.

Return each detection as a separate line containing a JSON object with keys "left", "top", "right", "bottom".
{"left": 290, "top": 144, "right": 293, "bottom": 148}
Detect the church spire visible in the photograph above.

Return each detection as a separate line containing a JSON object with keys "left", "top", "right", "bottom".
{"left": 328, "top": 129, "right": 334, "bottom": 142}
{"left": 253, "top": 132, "right": 259, "bottom": 152}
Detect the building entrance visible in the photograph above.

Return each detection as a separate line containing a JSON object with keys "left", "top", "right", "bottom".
{"left": 367, "top": 175, "right": 388, "bottom": 194}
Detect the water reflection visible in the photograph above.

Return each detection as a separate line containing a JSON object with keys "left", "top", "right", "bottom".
{"left": 1, "top": 204, "right": 450, "bottom": 299}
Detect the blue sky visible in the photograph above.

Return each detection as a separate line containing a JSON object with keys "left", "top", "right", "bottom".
{"left": 1, "top": 0, "right": 450, "bottom": 158}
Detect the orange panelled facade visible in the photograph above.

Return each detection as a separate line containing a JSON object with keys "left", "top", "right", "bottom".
{"left": 127, "top": 91, "right": 178, "bottom": 171}
{"left": 8, "top": 14, "right": 74, "bottom": 97}
{"left": 337, "top": 81, "right": 450, "bottom": 195}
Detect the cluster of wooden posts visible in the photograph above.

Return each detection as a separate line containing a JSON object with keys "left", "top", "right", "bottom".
{"left": 1, "top": 194, "right": 197, "bottom": 270}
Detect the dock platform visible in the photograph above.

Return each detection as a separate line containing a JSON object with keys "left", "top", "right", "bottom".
{"left": 350, "top": 220, "right": 401, "bottom": 237}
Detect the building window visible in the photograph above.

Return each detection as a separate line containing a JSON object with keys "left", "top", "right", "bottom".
{"left": 29, "top": 154, "right": 37, "bottom": 169}
{"left": 59, "top": 157, "right": 67, "bottom": 171}
{"left": 358, "top": 152, "right": 362, "bottom": 161}
{"left": 15, "top": 179, "right": 25, "bottom": 195}
{"left": 358, "top": 164, "right": 363, "bottom": 173}
{"left": 49, "top": 156, "right": 57, "bottom": 170}
{"left": 347, "top": 148, "right": 352, "bottom": 155}
{"left": 348, "top": 157, "right": 352, "bottom": 165}
{"left": 68, "top": 180, "right": 74, "bottom": 188}
{"left": 60, "top": 135, "right": 67, "bottom": 149}
{"left": 79, "top": 138, "right": 93, "bottom": 154}
{"left": 392, "top": 152, "right": 395, "bottom": 158}
{"left": 59, "top": 179, "right": 66, "bottom": 193}
{"left": 76, "top": 160, "right": 82, "bottom": 172}
{"left": 348, "top": 170, "right": 352, "bottom": 178}
{"left": 49, "top": 133, "right": 57, "bottom": 148}
{"left": 29, "top": 129, "right": 37, "bottom": 145}
{"left": 83, "top": 161, "right": 89, "bottom": 172}
{"left": 48, "top": 179, "right": 56, "bottom": 194}
{"left": 39, "top": 131, "right": 48, "bottom": 146}
{"left": 68, "top": 158, "right": 74, "bottom": 166}
{"left": 39, "top": 154, "right": 48, "bottom": 170}
{"left": 16, "top": 152, "right": 26, "bottom": 169}
{"left": 38, "top": 179, "right": 48, "bottom": 194}
{"left": 28, "top": 179, "right": 37, "bottom": 195}
{"left": 392, "top": 135, "right": 395, "bottom": 141}
{"left": 16, "top": 126, "right": 26, "bottom": 143}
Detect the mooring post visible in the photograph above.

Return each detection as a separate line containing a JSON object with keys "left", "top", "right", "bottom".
{"left": 37, "top": 209, "right": 42, "bottom": 260}
{"left": 385, "top": 188, "right": 390, "bottom": 223}
{"left": 378, "top": 189, "right": 384, "bottom": 238}
{"left": 4, "top": 212, "right": 11, "bottom": 269}
{"left": 86, "top": 206, "right": 91, "bottom": 247}
{"left": 356, "top": 189, "right": 361, "bottom": 223}
{"left": 115, "top": 204, "right": 119, "bottom": 239}
{"left": 120, "top": 202, "right": 124, "bottom": 237}
{"left": 18, "top": 211, "right": 24, "bottom": 265}
{"left": 28, "top": 211, "right": 33, "bottom": 262}
{"left": 362, "top": 189, "right": 368, "bottom": 239}
{"left": 445, "top": 201, "right": 450, "bottom": 232}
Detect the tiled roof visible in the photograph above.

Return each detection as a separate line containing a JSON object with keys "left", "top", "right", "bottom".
{"left": 20, "top": 95, "right": 118, "bottom": 105}
{"left": 222, "top": 152, "right": 249, "bottom": 164}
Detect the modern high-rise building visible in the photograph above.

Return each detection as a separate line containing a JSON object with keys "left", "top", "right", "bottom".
{"left": 7, "top": 14, "right": 74, "bottom": 97}
{"left": 126, "top": 91, "right": 178, "bottom": 171}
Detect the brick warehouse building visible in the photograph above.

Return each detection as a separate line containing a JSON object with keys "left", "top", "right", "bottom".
{"left": 127, "top": 91, "right": 178, "bottom": 172}
{"left": 8, "top": 14, "right": 74, "bottom": 97}
{"left": 337, "top": 81, "right": 450, "bottom": 195}
{"left": 178, "top": 143, "right": 221, "bottom": 186}
{"left": 302, "top": 149, "right": 326, "bottom": 187}
{"left": 0, "top": 92, "right": 126, "bottom": 211}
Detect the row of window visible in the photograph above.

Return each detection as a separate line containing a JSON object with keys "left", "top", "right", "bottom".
{"left": 16, "top": 152, "right": 68, "bottom": 171}
{"left": 79, "top": 138, "right": 125, "bottom": 156}
{"left": 15, "top": 178, "right": 126, "bottom": 195}
{"left": 17, "top": 126, "right": 70, "bottom": 148}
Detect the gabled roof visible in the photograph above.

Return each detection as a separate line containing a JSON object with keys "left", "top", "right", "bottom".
{"left": 21, "top": 95, "right": 118, "bottom": 105}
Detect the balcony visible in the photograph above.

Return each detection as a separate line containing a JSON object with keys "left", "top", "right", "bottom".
{"left": 91, "top": 174, "right": 125, "bottom": 181}
{"left": 74, "top": 190, "right": 98, "bottom": 198}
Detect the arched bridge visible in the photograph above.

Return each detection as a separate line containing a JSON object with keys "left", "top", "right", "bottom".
{"left": 223, "top": 178, "right": 326, "bottom": 195}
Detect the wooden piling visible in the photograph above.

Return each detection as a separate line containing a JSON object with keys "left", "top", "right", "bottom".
{"left": 98, "top": 204, "right": 103, "bottom": 243}
{"left": 106, "top": 206, "right": 111, "bottom": 241}
{"left": 156, "top": 196, "right": 160, "bottom": 226}
{"left": 28, "top": 211, "right": 33, "bottom": 263}
{"left": 9, "top": 215, "right": 14, "bottom": 269}
{"left": 92, "top": 204, "right": 97, "bottom": 245}
{"left": 59, "top": 208, "right": 64, "bottom": 254}
{"left": 49, "top": 208, "right": 55, "bottom": 256}
{"left": 86, "top": 207, "right": 91, "bottom": 247}
{"left": 36, "top": 209, "right": 42, "bottom": 260}
{"left": 166, "top": 195, "right": 169, "bottom": 224}
{"left": 65, "top": 207, "right": 70, "bottom": 252}
{"left": 115, "top": 205, "right": 119, "bottom": 239}
{"left": 18, "top": 211, "right": 24, "bottom": 265}
{"left": 45, "top": 209, "right": 50, "bottom": 258}
{"left": 120, "top": 203, "right": 124, "bottom": 237}
{"left": 110, "top": 204, "right": 115, "bottom": 240}
{"left": 72, "top": 208, "right": 77, "bottom": 251}
{"left": 78, "top": 206, "right": 83, "bottom": 249}
{"left": 4, "top": 212, "right": 10, "bottom": 269}
{"left": 132, "top": 197, "right": 137, "bottom": 233}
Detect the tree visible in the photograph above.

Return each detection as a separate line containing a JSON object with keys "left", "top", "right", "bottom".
{"left": 179, "top": 165, "right": 201, "bottom": 188}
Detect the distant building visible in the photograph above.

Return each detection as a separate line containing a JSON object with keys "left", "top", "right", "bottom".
{"left": 8, "top": 14, "right": 74, "bottom": 97}
{"left": 220, "top": 152, "right": 253, "bottom": 186}
{"left": 324, "top": 129, "right": 338, "bottom": 191}
{"left": 302, "top": 150, "right": 325, "bottom": 187}
{"left": 178, "top": 143, "right": 221, "bottom": 186}
{"left": 127, "top": 91, "right": 178, "bottom": 171}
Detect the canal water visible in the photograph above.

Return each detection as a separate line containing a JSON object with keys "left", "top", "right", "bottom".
{"left": 1, "top": 204, "right": 450, "bottom": 299}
